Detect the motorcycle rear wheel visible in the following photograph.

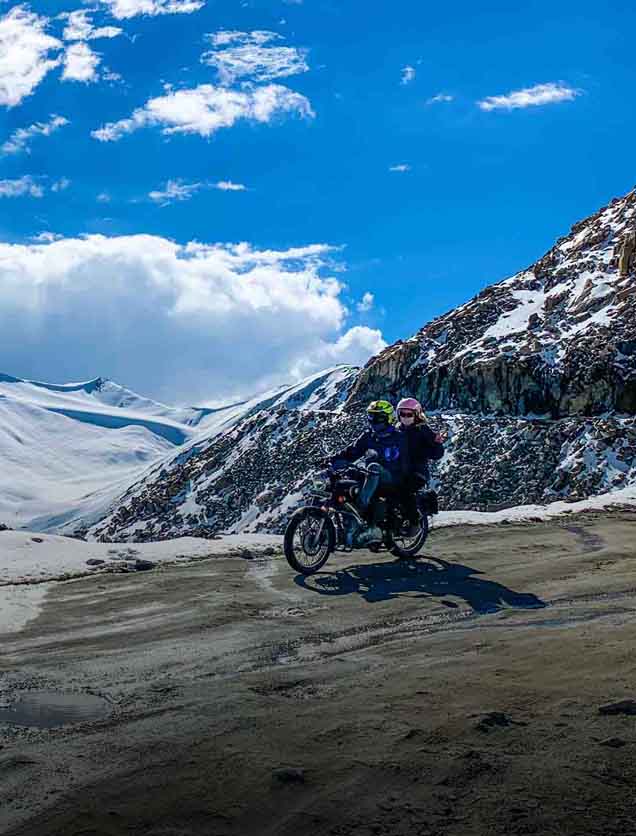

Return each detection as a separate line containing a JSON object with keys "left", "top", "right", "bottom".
{"left": 390, "top": 514, "right": 429, "bottom": 559}
{"left": 284, "top": 507, "right": 335, "bottom": 575}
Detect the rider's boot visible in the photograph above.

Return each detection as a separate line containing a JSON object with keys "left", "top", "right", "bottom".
{"left": 349, "top": 500, "right": 381, "bottom": 546}
{"left": 360, "top": 503, "right": 382, "bottom": 543}
{"left": 356, "top": 524, "right": 383, "bottom": 545}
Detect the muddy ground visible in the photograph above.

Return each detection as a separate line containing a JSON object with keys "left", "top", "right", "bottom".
{"left": 1, "top": 511, "right": 636, "bottom": 836}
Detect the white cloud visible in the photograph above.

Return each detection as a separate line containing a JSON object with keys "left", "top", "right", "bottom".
{"left": 148, "top": 179, "right": 248, "bottom": 202}
{"left": 0, "top": 234, "right": 385, "bottom": 403}
{"left": 2, "top": 114, "right": 68, "bottom": 155}
{"left": 0, "top": 175, "right": 43, "bottom": 198}
{"left": 202, "top": 30, "right": 308, "bottom": 84}
{"left": 97, "top": 191, "right": 111, "bottom": 202}
{"left": 214, "top": 180, "right": 246, "bottom": 191}
{"left": 32, "top": 231, "right": 63, "bottom": 242}
{"left": 477, "top": 82, "right": 582, "bottom": 112}
{"left": 0, "top": 6, "right": 62, "bottom": 106}
{"left": 97, "top": 0, "right": 204, "bottom": 20}
{"left": 292, "top": 326, "right": 386, "bottom": 381}
{"left": 62, "top": 41, "right": 101, "bottom": 82}
{"left": 389, "top": 164, "right": 410, "bottom": 173}
{"left": 148, "top": 178, "right": 202, "bottom": 205}
{"left": 51, "top": 177, "right": 71, "bottom": 192}
{"left": 0, "top": 175, "right": 68, "bottom": 197}
{"left": 102, "top": 68, "right": 123, "bottom": 82}
{"left": 61, "top": 10, "right": 122, "bottom": 41}
{"left": 356, "top": 292, "right": 374, "bottom": 313}
{"left": 92, "top": 83, "right": 314, "bottom": 141}
{"left": 427, "top": 93, "right": 454, "bottom": 105}
{"left": 208, "top": 30, "right": 277, "bottom": 47}
{"left": 0, "top": 7, "right": 121, "bottom": 103}
{"left": 401, "top": 65, "right": 415, "bottom": 85}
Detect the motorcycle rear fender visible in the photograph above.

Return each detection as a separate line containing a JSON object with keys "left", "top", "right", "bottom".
{"left": 417, "top": 490, "right": 439, "bottom": 515}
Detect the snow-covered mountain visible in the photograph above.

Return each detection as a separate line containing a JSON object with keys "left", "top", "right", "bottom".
{"left": 84, "top": 187, "right": 636, "bottom": 542}
{"left": 0, "top": 367, "right": 358, "bottom": 535}
{"left": 0, "top": 373, "right": 215, "bottom": 532}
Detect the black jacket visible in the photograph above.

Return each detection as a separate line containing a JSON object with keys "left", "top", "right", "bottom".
{"left": 331, "top": 425, "right": 406, "bottom": 478}
{"left": 398, "top": 423, "right": 444, "bottom": 479}
{"left": 331, "top": 423, "right": 443, "bottom": 481}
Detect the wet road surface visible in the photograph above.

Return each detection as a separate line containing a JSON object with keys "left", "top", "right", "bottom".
{"left": 2, "top": 511, "right": 636, "bottom": 836}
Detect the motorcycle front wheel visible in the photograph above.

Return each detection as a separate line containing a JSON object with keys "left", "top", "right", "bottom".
{"left": 390, "top": 514, "right": 429, "bottom": 559}
{"left": 284, "top": 507, "right": 335, "bottom": 575}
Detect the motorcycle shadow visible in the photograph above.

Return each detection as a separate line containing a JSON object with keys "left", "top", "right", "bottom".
{"left": 294, "top": 556, "right": 546, "bottom": 613}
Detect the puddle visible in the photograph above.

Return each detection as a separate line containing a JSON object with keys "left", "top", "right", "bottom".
{"left": 0, "top": 691, "right": 111, "bottom": 728}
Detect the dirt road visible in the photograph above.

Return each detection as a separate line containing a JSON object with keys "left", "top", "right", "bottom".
{"left": 2, "top": 511, "right": 636, "bottom": 835}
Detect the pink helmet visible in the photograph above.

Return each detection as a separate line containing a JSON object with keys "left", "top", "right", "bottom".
{"left": 397, "top": 397, "right": 424, "bottom": 422}
{"left": 397, "top": 397, "right": 421, "bottom": 412}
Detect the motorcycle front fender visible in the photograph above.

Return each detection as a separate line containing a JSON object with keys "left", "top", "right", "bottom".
{"left": 290, "top": 505, "right": 337, "bottom": 530}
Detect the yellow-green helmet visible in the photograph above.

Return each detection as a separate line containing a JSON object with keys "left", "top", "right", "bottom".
{"left": 366, "top": 399, "right": 395, "bottom": 428}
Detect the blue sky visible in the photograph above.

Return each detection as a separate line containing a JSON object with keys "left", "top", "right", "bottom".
{"left": 0, "top": 0, "right": 634, "bottom": 403}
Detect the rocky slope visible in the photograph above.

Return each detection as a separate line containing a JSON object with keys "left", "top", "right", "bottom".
{"left": 84, "top": 187, "right": 636, "bottom": 542}
{"left": 88, "top": 404, "right": 636, "bottom": 541}
{"left": 86, "top": 366, "right": 360, "bottom": 540}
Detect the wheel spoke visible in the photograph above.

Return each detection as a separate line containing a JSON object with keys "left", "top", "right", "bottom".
{"left": 291, "top": 513, "right": 330, "bottom": 568}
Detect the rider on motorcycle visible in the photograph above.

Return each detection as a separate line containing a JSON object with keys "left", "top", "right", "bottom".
{"left": 395, "top": 397, "right": 445, "bottom": 534}
{"left": 326, "top": 398, "right": 443, "bottom": 540}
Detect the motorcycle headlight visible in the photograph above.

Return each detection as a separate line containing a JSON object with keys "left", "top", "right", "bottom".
{"left": 311, "top": 477, "right": 330, "bottom": 492}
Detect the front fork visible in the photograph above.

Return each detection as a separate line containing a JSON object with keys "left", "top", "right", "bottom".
{"left": 311, "top": 516, "right": 326, "bottom": 546}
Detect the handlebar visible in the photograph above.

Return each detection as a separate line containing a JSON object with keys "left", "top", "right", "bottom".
{"left": 317, "top": 462, "right": 367, "bottom": 478}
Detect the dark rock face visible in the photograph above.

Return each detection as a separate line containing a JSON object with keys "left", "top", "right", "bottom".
{"left": 348, "top": 189, "right": 636, "bottom": 418}
{"left": 87, "top": 189, "right": 636, "bottom": 541}
{"left": 436, "top": 413, "right": 635, "bottom": 510}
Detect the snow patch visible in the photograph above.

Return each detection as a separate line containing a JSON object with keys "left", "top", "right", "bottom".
{"left": 483, "top": 290, "right": 546, "bottom": 339}
{"left": 0, "top": 530, "right": 280, "bottom": 585}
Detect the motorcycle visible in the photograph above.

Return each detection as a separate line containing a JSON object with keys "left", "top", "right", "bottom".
{"left": 283, "top": 462, "right": 439, "bottom": 575}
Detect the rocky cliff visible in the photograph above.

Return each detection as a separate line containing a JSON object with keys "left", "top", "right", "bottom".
{"left": 348, "top": 188, "right": 636, "bottom": 417}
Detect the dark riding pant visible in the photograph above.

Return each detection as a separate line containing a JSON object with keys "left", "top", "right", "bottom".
{"left": 358, "top": 462, "right": 396, "bottom": 511}
{"left": 399, "top": 473, "right": 428, "bottom": 524}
